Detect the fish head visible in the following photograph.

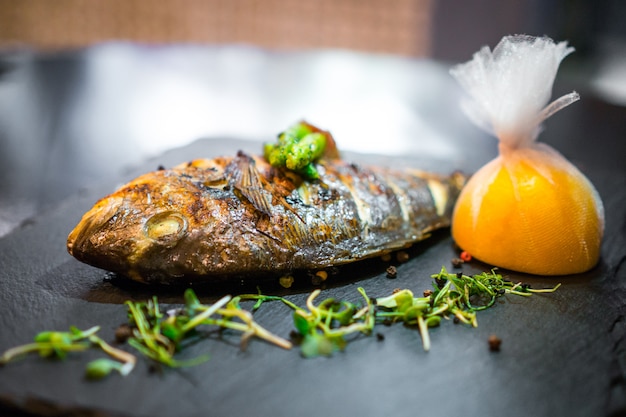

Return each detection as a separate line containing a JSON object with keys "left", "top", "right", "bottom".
{"left": 67, "top": 165, "right": 232, "bottom": 284}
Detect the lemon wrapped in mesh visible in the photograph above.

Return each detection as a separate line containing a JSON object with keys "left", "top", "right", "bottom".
{"left": 450, "top": 35, "right": 604, "bottom": 275}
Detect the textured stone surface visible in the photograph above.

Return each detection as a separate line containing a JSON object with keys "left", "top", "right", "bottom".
{"left": 0, "top": 46, "right": 624, "bottom": 417}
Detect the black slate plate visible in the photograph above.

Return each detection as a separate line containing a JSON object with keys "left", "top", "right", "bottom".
{"left": 0, "top": 138, "right": 625, "bottom": 417}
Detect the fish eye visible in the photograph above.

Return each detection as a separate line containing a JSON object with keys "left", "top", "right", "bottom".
{"left": 144, "top": 211, "right": 188, "bottom": 243}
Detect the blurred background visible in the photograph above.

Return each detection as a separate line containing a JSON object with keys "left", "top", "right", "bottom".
{"left": 1, "top": 0, "right": 624, "bottom": 63}
{"left": 0, "top": 0, "right": 624, "bottom": 236}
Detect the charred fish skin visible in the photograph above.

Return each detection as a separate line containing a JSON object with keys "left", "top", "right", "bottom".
{"left": 67, "top": 152, "right": 465, "bottom": 284}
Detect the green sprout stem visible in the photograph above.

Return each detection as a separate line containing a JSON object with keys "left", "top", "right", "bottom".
{"left": 0, "top": 325, "right": 103, "bottom": 364}
{"left": 527, "top": 284, "right": 562, "bottom": 293}
{"left": 0, "top": 325, "right": 136, "bottom": 380}
{"left": 417, "top": 315, "right": 430, "bottom": 351}
{"left": 213, "top": 308, "right": 293, "bottom": 350}
{"left": 0, "top": 341, "right": 90, "bottom": 363}
{"left": 238, "top": 293, "right": 301, "bottom": 312}
{"left": 181, "top": 295, "right": 232, "bottom": 333}
{"left": 88, "top": 335, "right": 136, "bottom": 377}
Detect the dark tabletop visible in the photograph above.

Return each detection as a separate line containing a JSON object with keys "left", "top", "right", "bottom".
{"left": 0, "top": 44, "right": 624, "bottom": 417}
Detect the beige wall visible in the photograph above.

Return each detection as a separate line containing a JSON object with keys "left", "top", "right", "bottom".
{"left": 0, "top": 0, "right": 432, "bottom": 56}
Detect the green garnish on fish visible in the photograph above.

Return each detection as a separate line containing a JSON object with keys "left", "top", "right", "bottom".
{"left": 263, "top": 121, "right": 329, "bottom": 180}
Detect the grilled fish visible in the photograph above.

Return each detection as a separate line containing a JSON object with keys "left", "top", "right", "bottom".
{"left": 67, "top": 151, "right": 466, "bottom": 284}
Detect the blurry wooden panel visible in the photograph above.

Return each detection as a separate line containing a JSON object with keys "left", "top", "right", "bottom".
{"left": 0, "top": 0, "right": 432, "bottom": 56}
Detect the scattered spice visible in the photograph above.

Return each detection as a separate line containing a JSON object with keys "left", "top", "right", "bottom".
{"left": 279, "top": 275, "right": 294, "bottom": 288}
{"left": 435, "top": 277, "right": 446, "bottom": 289}
{"left": 451, "top": 258, "right": 464, "bottom": 268}
{"left": 316, "top": 270, "right": 328, "bottom": 281}
{"left": 114, "top": 323, "right": 133, "bottom": 344}
{"left": 386, "top": 266, "right": 398, "bottom": 279}
{"left": 396, "top": 251, "right": 410, "bottom": 263}
{"left": 310, "top": 274, "right": 323, "bottom": 286}
{"left": 289, "top": 330, "right": 303, "bottom": 343}
{"left": 488, "top": 334, "right": 502, "bottom": 351}
{"left": 460, "top": 251, "right": 472, "bottom": 262}
{"left": 380, "top": 253, "right": 392, "bottom": 262}
{"left": 423, "top": 289, "right": 433, "bottom": 297}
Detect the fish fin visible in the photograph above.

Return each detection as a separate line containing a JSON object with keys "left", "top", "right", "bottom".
{"left": 228, "top": 151, "right": 306, "bottom": 223}
{"left": 275, "top": 195, "right": 304, "bottom": 223}
{"left": 227, "top": 151, "right": 275, "bottom": 216}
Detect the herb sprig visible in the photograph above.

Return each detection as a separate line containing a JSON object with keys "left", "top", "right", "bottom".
{"left": 374, "top": 267, "right": 560, "bottom": 351}
{"left": 241, "top": 267, "right": 559, "bottom": 356}
{"left": 0, "top": 325, "right": 136, "bottom": 379}
{"left": 0, "top": 267, "right": 560, "bottom": 376}
{"left": 121, "top": 290, "right": 292, "bottom": 369}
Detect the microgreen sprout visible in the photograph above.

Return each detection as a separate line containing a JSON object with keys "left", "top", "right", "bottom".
{"left": 0, "top": 267, "right": 561, "bottom": 375}
{"left": 87, "top": 334, "right": 136, "bottom": 378}
{"left": 199, "top": 294, "right": 292, "bottom": 350}
{"left": 123, "top": 290, "right": 292, "bottom": 368}
{"left": 0, "top": 325, "right": 136, "bottom": 380}
{"left": 249, "top": 267, "right": 560, "bottom": 354}
{"left": 239, "top": 287, "right": 376, "bottom": 358}
{"left": 0, "top": 326, "right": 99, "bottom": 364}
